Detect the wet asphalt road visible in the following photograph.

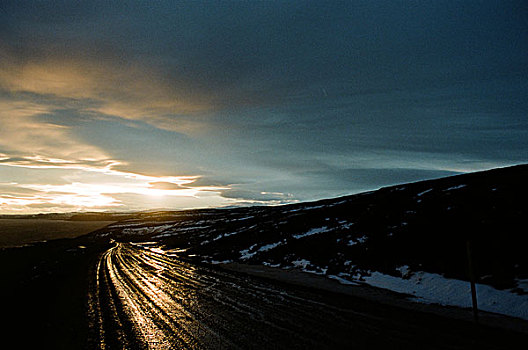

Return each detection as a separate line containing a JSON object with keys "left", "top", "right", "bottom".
{"left": 88, "top": 243, "right": 523, "bottom": 349}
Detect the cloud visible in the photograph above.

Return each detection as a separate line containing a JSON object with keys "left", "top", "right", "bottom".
{"left": 0, "top": 98, "right": 112, "bottom": 163}
{"left": 0, "top": 53, "right": 210, "bottom": 134}
{"left": 0, "top": 166, "right": 232, "bottom": 213}
{"left": 149, "top": 182, "right": 189, "bottom": 190}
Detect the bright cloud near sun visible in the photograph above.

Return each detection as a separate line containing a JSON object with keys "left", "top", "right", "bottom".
{"left": 0, "top": 170, "right": 229, "bottom": 213}
{"left": 0, "top": 163, "right": 232, "bottom": 213}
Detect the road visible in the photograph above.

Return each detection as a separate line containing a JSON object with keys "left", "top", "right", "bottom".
{"left": 88, "top": 243, "right": 522, "bottom": 349}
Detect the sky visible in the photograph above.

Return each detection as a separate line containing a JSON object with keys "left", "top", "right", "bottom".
{"left": 0, "top": 1, "right": 527, "bottom": 214}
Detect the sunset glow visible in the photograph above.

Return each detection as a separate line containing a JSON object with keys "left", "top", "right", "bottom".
{"left": 0, "top": 160, "right": 231, "bottom": 213}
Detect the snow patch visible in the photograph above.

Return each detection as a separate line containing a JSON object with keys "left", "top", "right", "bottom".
{"left": 347, "top": 235, "right": 367, "bottom": 246}
{"left": 210, "top": 260, "right": 233, "bottom": 265}
{"left": 361, "top": 270, "right": 528, "bottom": 320}
{"left": 239, "top": 250, "right": 257, "bottom": 260}
{"left": 121, "top": 224, "right": 174, "bottom": 236}
{"left": 325, "top": 199, "right": 349, "bottom": 207}
{"left": 328, "top": 275, "right": 359, "bottom": 285}
{"left": 396, "top": 265, "right": 411, "bottom": 278}
{"left": 416, "top": 188, "right": 433, "bottom": 197}
{"left": 239, "top": 244, "right": 258, "bottom": 260}
{"left": 303, "top": 267, "right": 327, "bottom": 275}
{"left": 293, "top": 226, "right": 329, "bottom": 239}
{"left": 231, "top": 216, "right": 254, "bottom": 222}
{"left": 291, "top": 259, "right": 311, "bottom": 269}
{"left": 340, "top": 222, "right": 354, "bottom": 229}
{"left": 444, "top": 184, "right": 467, "bottom": 191}
{"left": 262, "top": 262, "right": 281, "bottom": 268}
{"left": 259, "top": 241, "right": 283, "bottom": 252}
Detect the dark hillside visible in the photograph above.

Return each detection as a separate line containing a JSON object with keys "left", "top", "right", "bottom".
{"left": 92, "top": 164, "right": 528, "bottom": 292}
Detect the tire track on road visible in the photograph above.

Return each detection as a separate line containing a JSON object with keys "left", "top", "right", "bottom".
{"left": 88, "top": 242, "right": 522, "bottom": 349}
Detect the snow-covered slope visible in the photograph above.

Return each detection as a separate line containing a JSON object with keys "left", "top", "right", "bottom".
{"left": 92, "top": 164, "right": 528, "bottom": 320}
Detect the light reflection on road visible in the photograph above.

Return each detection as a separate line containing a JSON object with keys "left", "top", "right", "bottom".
{"left": 90, "top": 242, "right": 360, "bottom": 349}
{"left": 91, "top": 243, "right": 219, "bottom": 349}
{"left": 87, "top": 242, "right": 493, "bottom": 349}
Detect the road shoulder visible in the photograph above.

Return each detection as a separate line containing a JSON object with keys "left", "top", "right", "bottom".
{"left": 220, "top": 262, "right": 528, "bottom": 335}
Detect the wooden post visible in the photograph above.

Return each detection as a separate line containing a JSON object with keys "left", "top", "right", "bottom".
{"left": 466, "top": 240, "right": 479, "bottom": 323}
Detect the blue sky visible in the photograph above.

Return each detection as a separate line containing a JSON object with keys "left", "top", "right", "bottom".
{"left": 0, "top": 1, "right": 526, "bottom": 213}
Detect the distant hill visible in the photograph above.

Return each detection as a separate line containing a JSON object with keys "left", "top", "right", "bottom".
{"left": 0, "top": 212, "right": 134, "bottom": 221}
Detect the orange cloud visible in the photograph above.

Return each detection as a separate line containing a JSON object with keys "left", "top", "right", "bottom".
{"left": 0, "top": 99, "right": 111, "bottom": 163}
{"left": 0, "top": 55, "right": 211, "bottom": 133}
